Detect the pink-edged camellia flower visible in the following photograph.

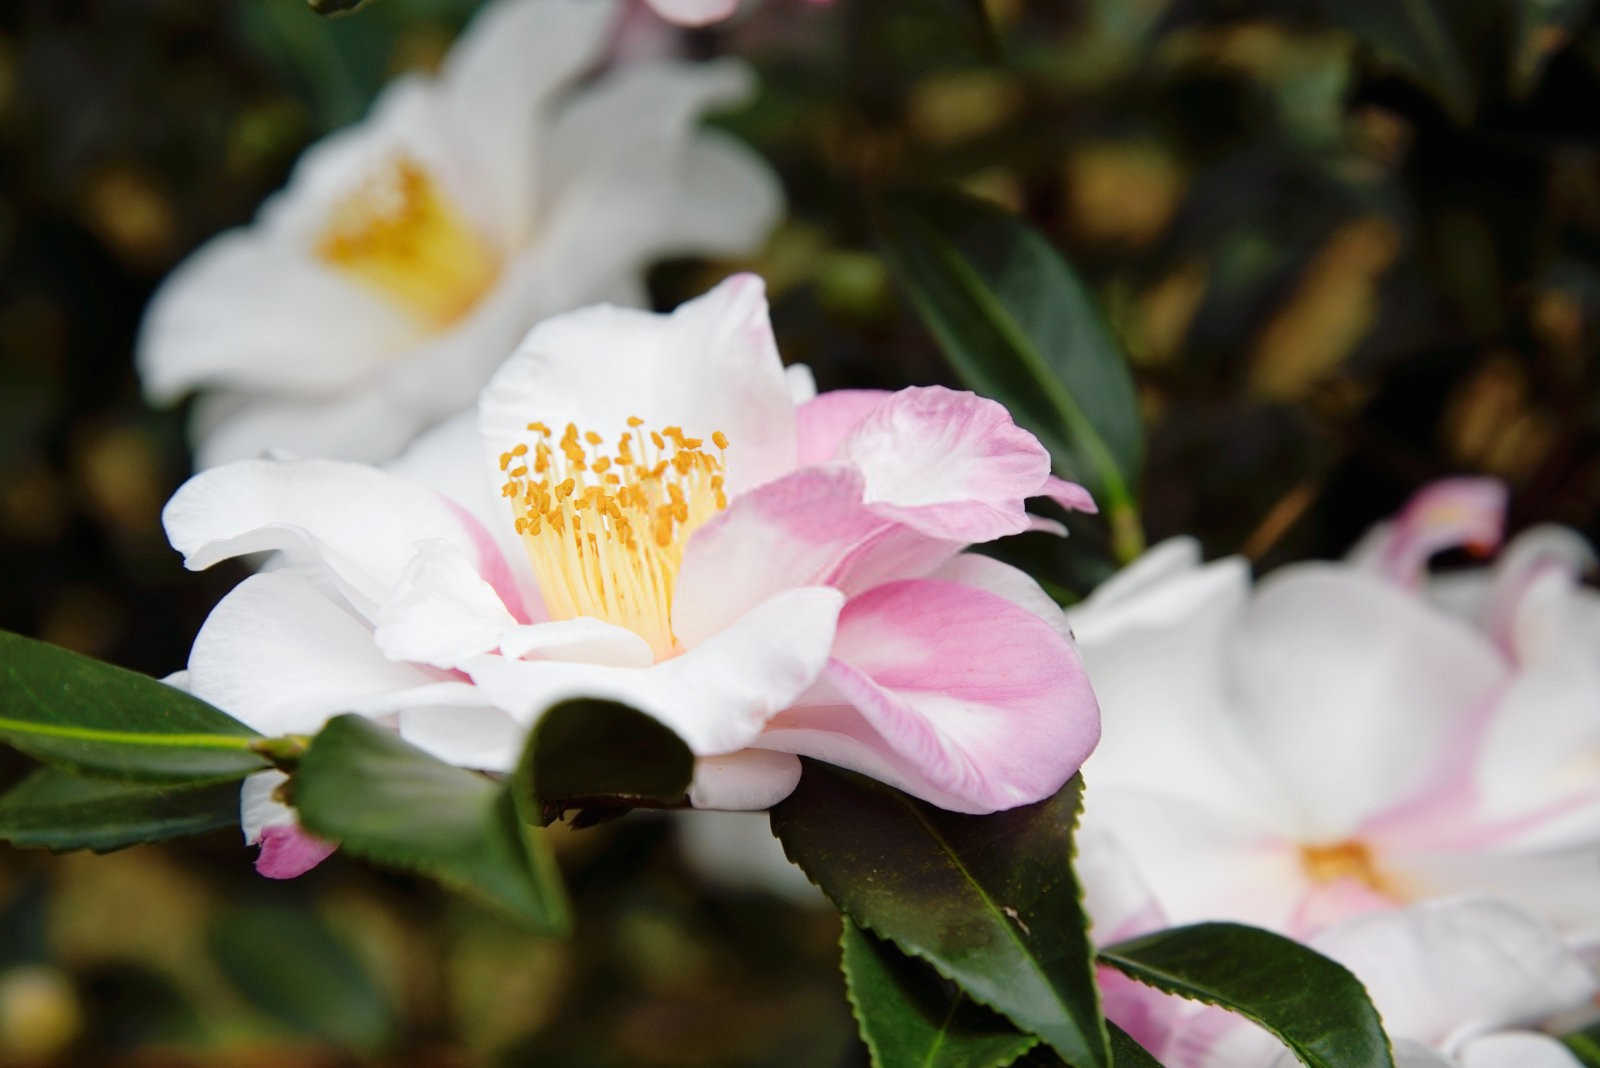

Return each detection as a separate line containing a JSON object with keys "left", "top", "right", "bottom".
{"left": 1068, "top": 479, "right": 1600, "bottom": 948}
{"left": 163, "top": 275, "right": 1100, "bottom": 877}
{"left": 139, "top": 0, "right": 781, "bottom": 468}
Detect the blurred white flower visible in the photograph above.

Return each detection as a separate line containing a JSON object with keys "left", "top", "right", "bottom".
{"left": 643, "top": 0, "right": 831, "bottom": 28}
{"left": 1070, "top": 479, "right": 1600, "bottom": 947}
{"left": 139, "top": 0, "right": 781, "bottom": 468}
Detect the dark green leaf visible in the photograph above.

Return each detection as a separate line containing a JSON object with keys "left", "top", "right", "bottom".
{"left": 520, "top": 698, "right": 694, "bottom": 824}
{"left": 1315, "top": 0, "right": 1474, "bottom": 121}
{"left": 1099, "top": 923, "right": 1393, "bottom": 1068}
{"left": 293, "top": 715, "right": 569, "bottom": 934}
{"left": 771, "top": 764, "right": 1108, "bottom": 1068}
{"left": 877, "top": 188, "right": 1144, "bottom": 560}
{"left": 0, "top": 767, "right": 240, "bottom": 852}
{"left": 1563, "top": 1017, "right": 1600, "bottom": 1067}
{"left": 210, "top": 903, "right": 393, "bottom": 1051}
{"left": 0, "top": 630, "right": 267, "bottom": 782}
{"left": 842, "top": 920, "right": 1038, "bottom": 1068}
{"left": 1011, "top": 1022, "right": 1163, "bottom": 1067}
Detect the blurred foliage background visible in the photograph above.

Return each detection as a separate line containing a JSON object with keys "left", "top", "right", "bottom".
{"left": 1, "top": 0, "right": 1598, "bottom": 1062}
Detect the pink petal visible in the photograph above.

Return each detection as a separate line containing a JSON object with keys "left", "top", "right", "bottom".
{"left": 759, "top": 578, "right": 1100, "bottom": 813}
{"left": 840, "top": 386, "right": 1054, "bottom": 542}
{"left": 255, "top": 824, "right": 338, "bottom": 880}
{"left": 1041, "top": 474, "right": 1097, "bottom": 515}
{"left": 794, "top": 389, "right": 891, "bottom": 465}
{"left": 1357, "top": 478, "right": 1507, "bottom": 587}
{"left": 673, "top": 465, "right": 962, "bottom": 646}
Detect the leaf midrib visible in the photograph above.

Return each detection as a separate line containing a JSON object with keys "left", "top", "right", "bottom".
{"left": 896, "top": 793, "right": 1106, "bottom": 1067}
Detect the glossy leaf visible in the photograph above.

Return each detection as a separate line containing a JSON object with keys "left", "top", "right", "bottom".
{"left": 293, "top": 715, "right": 569, "bottom": 934}
{"left": 877, "top": 188, "right": 1144, "bottom": 560}
{"left": 0, "top": 768, "right": 240, "bottom": 852}
{"left": 1099, "top": 922, "right": 1393, "bottom": 1068}
{"left": 210, "top": 903, "right": 394, "bottom": 1051}
{"left": 520, "top": 698, "right": 695, "bottom": 825}
{"left": 0, "top": 629, "right": 268, "bottom": 783}
{"left": 771, "top": 763, "right": 1108, "bottom": 1068}
{"left": 842, "top": 920, "right": 1038, "bottom": 1068}
{"left": 1011, "top": 1024, "right": 1163, "bottom": 1068}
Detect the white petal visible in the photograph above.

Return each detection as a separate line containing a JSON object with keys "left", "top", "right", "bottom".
{"left": 398, "top": 705, "right": 527, "bottom": 772}
{"left": 478, "top": 274, "right": 796, "bottom": 497}
{"left": 785, "top": 363, "right": 818, "bottom": 404}
{"left": 1071, "top": 556, "right": 1286, "bottom": 828}
{"left": 465, "top": 586, "right": 843, "bottom": 755}
{"left": 137, "top": 230, "right": 412, "bottom": 404}
{"left": 373, "top": 540, "right": 519, "bottom": 668}
{"left": 647, "top": 0, "right": 742, "bottom": 25}
{"left": 164, "top": 458, "right": 492, "bottom": 613}
{"left": 687, "top": 750, "right": 802, "bottom": 809}
{"left": 1458, "top": 1032, "right": 1584, "bottom": 1068}
{"left": 1080, "top": 536, "right": 1204, "bottom": 610}
{"left": 537, "top": 58, "right": 779, "bottom": 261}
{"left": 186, "top": 570, "right": 438, "bottom": 736}
{"left": 499, "top": 618, "right": 654, "bottom": 668}
{"left": 440, "top": 0, "right": 620, "bottom": 245}
{"left": 1309, "top": 898, "right": 1598, "bottom": 1050}
{"left": 1081, "top": 791, "right": 1306, "bottom": 931}
{"left": 240, "top": 770, "right": 293, "bottom": 845}
{"left": 1227, "top": 564, "right": 1508, "bottom": 839}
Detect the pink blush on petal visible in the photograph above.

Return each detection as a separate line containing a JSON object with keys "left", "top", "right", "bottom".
{"left": 255, "top": 825, "right": 338, "bottom": 879}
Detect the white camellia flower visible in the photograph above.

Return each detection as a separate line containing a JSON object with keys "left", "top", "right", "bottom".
{"left": 138, "top": 0, "right": 781, "bottom": 468}
{"left": 1068, "top": 479, "right": 1600, "bottom": 947}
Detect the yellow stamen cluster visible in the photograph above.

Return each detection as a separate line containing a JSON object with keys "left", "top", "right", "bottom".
{"left": 315, "top": 156, "right": 499, "bottom": 330}
{"left": 500, "top": 418, "right": 729, "bottom": 659}
{"left": 1299, "top": 839, "right": 1396, "bottom": 897}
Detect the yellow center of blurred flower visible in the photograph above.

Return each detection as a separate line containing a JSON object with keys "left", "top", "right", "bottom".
{"left": 500, "top": 419, "right": 730, "bottom": 660}
{"left": 1299, "top": 839, "right": 1392, "bottom": 896}
{"left": 316, "top": 156, "right": 499, "bottom": 330}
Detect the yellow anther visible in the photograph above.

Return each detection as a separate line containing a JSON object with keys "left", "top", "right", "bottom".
{"left": 584, "top": 430, "right": 603, "bottom": 446}
{"left": 556, "top": 478, "right": 575, "bottom": 499}
{"left": 499, "top": 452, "right": 513, "bottom": 471}
{"left": 712, "top": 431, "right": 728, "bottom": 450}
{"left": 592, "top": 456, "right": 611, "bottom": 474}
{"left": 627, "top": 416, "right": 644, "bottom": 428}
{"left": 511, "top": 443, "right": 528, "bottom": 457}
{"left": 509, "top": 465, "right": 528, "bottom": 478}
{"left": 681, "top": 437, "right": 703, "bottom": 450}
{"left": 526, "top": 421, "right": 550, "bottom": 436}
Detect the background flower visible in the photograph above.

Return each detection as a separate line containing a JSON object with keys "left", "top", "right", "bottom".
{"left": 1070, "top": 481, "right": 1600, "bottom": 948}
{"left": 138, "top": 0, "right": 781, "bottom": 468}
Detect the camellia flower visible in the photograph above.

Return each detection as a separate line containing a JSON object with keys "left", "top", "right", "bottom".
{"left": 138, "top": 0, "right": 781, "bottom": 468}
{"left": 1082, "top": 840, "right": 1599, "bottom": 1067}
{"left": 162, "top": 275, "right": 1100, "bottom": 876}
{"left": 1068, "top": 479, "right": 1600, "bottom": 946}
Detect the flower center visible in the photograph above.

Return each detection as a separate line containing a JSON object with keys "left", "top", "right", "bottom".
{"left": 315, "top": 156, "right": 499, "bottom": 330}
{"left": 1299, "top": 839, "right": 1391, "bottom": 895}
{"left": 500, "top": 419, "right": 729, "bottom": 660}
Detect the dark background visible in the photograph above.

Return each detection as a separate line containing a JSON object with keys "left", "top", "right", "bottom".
{"left": 0, "top": 0, "right": 1597, "bottom": 1062}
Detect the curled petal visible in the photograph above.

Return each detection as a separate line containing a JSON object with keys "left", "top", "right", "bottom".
{"left": 688, "top": 750, "right": 803, "bottom": 810}
{"left": 241, "top": 771, "right": 337, "bottom": 880}
{"left": 760, "top": 579, "right": 1100, "bottom": 813}
{"left": 840, "top": 386, "right": 1054, "bottom": 542}
{"left": 1351, "top": 478, "right": 1507, "bottom": 587}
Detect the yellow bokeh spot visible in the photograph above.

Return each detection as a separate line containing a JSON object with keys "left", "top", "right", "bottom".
{"left": 316, "top": 156, "right": 499, "bottom": 330}
{"left": 501, "top": 419, "right": 729, "bottom": 660}
{"left": 1299, "top": 839, "right": 1396, "bottom": 898}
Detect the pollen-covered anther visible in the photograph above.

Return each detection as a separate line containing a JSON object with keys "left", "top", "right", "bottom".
{"left": 500, "top": 417, "right": 730, "bottom": 659}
